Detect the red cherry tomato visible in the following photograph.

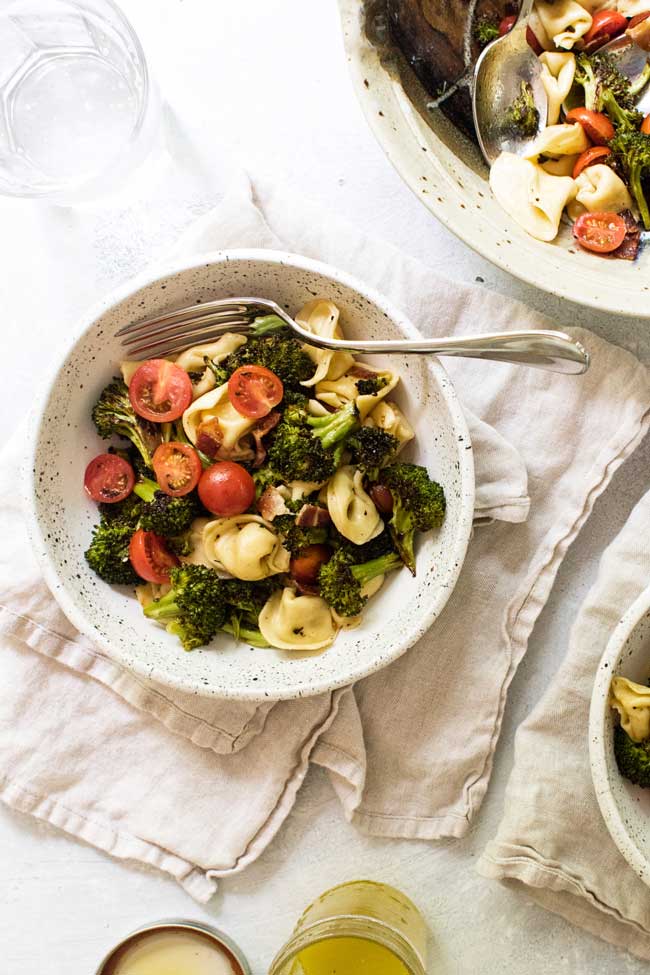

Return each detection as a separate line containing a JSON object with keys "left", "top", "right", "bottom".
{"left": 227, "top": 365, "right": 284, "bottom": 419}
{"left": 629, "top": 11, "right": 650, "bottom": 29}
{"left": 498, "top": 14, "right": 516, "bottom": 36}
{"left": 84, "top": 453, "right": 135, "bottom": 504}
{"left": 129, "top": 359, "right": 193, "bottom": 423}
{"left": 153, "top": 442, "right": 202, "bottom": 497}
{"left": 565, "top": 108, "right": 614, "bottom": 145}
{"left": 129, "top": 529, "right": 180, "bottom": 584}
{"left": 573, "top": 211, "right": 627, "bottom": 254}
{"left": 642, "top": 114, "right": 650, "bottom": 135}
{"left": 290, "top": 544, "right": 332, "bottom": 589}
{"left": 198, "top": 462, "right": 256, "bottom": 516}
{"left": 572, "top": 145, "right": 612, "bottom": 179}
{"left": 526, "top": 25, "right": 544, "bottom": 56}
{"left": 584, "top": 9, "right": 627, "bottom": 45}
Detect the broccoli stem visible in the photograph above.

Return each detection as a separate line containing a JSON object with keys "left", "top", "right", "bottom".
{"left": 143, "top": 591, "right": 179, "bottom": 620}
{"left": 630, "top": 165, "right": 650, "bottom": 230}
{"left": 251, "top": 315, "right": 288, "bottom": 336}
{"left": 630, "top": 62, "right": 650, "bottom": 98}
{"left": 133, "top": 478, "right": 159, "bottom": 504}
{"left": 221, "top": 621, "right": 269, "bottom": 647}
{"left": 350, "top": 552, "right": 403, "bottom": 588}
{"left": 307, "top": 403, "right": 359, "bottom": 449}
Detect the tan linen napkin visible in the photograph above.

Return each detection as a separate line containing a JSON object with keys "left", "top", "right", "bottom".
{"left": 1, "top": 174, "right": 650, "bottom": 900}
{"left": 479, "top": 487, "right": 650, "bottom": 961}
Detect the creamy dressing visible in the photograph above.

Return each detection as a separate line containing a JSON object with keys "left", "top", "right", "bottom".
{"left": 102, "top": 929, "right": 242, "bottom": 975}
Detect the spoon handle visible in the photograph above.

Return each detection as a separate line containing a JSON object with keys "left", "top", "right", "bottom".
{"left": 517, "top": 0, "right": 535, "bottom": 23}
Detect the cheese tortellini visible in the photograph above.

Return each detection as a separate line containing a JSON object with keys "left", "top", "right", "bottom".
{"left": 258, "top": 589, "right": 337, "bottom": 651}
{"left": 175, "top": 333, "right": 246, "bottom": 399}
{"left": 568, "top": 164, "right": 634, "bottom": 219}
{"left": 296, "top": 298, "right": 355, "bottom": 387}
{"left": 533, "top": 0, "right": 592, "bottom": 49}
{"left": 365, "top": 401, "right": 414, "bottom": 455}
{"left": 618, "top": 0, "right": 650, "bottom": 15}
{"left": 316, "top": 367, "right": 399, "bottom": 420}
{"left": 525, "top": 123, "right": 589, "bottom": 161}
{"left": 327, "top": 466, "right": 383, "bottom": 544}
{"left": 182, "top": 383, "right": 256, "bottom": 461}
{"left": 539, "top": 53, "right": 576, "bottom": 126}
{"left": 489, "top": 152, "right": 576, "bottom": 242}
{"left": 203, "top": 515, "right": 290, "bottom": 581}
{"left": 610, "top": 676, "right": 650, "bottom": 742}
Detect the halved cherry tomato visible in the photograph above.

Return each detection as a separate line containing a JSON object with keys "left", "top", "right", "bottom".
{"left": 153, "top": 442, "right": 202, "bottom": 497}
{"left": 498, "top": 14, "right": 516, "bottom": 36}
{"left": 629, "top": 11, "right": 650, "bottom": 30}
{"left": 129, "top": 359, "right": 193, "bottom": 423}
{"left": 227, "top": 365, "right": 284, "bottom": 419}
{"left": 565, "top": 107, "right": 614, "bottom": 145}
{"left": 198, "top": 462, "right": 256, "bottom": 516}
{"left": 84, "top": 453, "right": 135, "bottom": 504}
{"left": 584, "top": 9, "right": 627, "bottom": 45}
{"left": 573, "top": 211, "right": 627, "bottom": 254}
{"left": 290, "top": 544, "right": 332, "bottom": 589}
{"left": 642, "top": 114, "right": 650, "bottom": 135}
{"left": 572, "top": 145, "right": 612, "bottom": 179}
{"left": 526, "top": 25, "right": 544, "bottom": 56}
{"left": 129, "top": 529, "right": 180, "bottom": 583}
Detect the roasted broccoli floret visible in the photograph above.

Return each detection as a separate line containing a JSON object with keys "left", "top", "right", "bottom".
{"left": 614, "top": 725, "right": 650, "bottom": 788}
{"left": 143, "top": 564, "right": 227, "bottom": 651}
{"left": 356, "top": 376, "right": 389, "bottom": 396}
{"left": 275, "top": 514, "right": 328, "bottom": 555}
{"left": 609, "top": 130, "right": 650, "bottom": 229}
{"left": 133, "top": 478, "right": 199, "bottom": 535}
{"left": 85, "top": 519, "right": 140, "bottom": 586}
{"left": 473, "top": 15, "right": 499, "bottom": 47}
{"left": 380, "top": 463, "right": 446, "bottom": 574}
{"left": 574, "top": 52, "right": 646, "bottom": 131}
{"left": 319, "top": 547, "right": 403, "bottom": 617}
{"left": 221, "top": 578, "right": 276, "bottom": 646}
{"left": 504, "top": 80, "right": 539, "bottom": 139}
{"left": 266, "top": 401, "right": 357, "bottom": 482}
{"left": 223, "top": 335, "right": 314, "bottom": 389}
{"left": 346, "top": 427, "right": 398, "bottom": 479}
{"left": 98, "top": 490, "right": 143, "bottom": 528}
{"left": 91, "top": 379, "right": 160, "bottom": 468}
{"left": 331, "top": 527, "right": 397, "bottom": 563}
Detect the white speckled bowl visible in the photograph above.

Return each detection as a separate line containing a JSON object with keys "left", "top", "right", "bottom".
{"left": 590, "top": 587, "right": 650, "bottom": 887}
{"left": 25, "top": 250, "right": 474, "bottom": 701}
{"left": 340, "top": 0, "right": 650, "bottom": 318}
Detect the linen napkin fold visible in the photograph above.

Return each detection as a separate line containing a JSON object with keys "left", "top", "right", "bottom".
{"left": 2, "top": 174, "right": 650, "bottom": 901}
{"left": 479, "top": 487, "right": 650, "bottom": 962}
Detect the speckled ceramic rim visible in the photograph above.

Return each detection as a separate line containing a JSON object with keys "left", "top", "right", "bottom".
{"left": 589, "top": 585, "right": 650, "bottom": 887}
{"left": 24, "top": 248, "right": 474, "bottom": 701}
{"left": 94, "top": 918, "right": 251, "bottom": 974}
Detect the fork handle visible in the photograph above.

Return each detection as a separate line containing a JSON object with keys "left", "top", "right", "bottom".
{"left": 312, "top": 329, "right": 589, "bottom": 375}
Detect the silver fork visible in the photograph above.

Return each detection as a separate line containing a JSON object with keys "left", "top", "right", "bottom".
{"left": 116, "top": 297, "right": 590, "bottom": 374}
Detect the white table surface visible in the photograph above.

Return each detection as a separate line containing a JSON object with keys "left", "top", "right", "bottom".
{"left": 2, "top": 2, "right": 650, "bottom": 972}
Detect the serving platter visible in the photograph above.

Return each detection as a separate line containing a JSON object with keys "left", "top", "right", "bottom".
{"left": 339, "top": 0, "right": 650, "bottom": 317}
{"left": 25, "top": 250, "right": 475, "bottom": 701}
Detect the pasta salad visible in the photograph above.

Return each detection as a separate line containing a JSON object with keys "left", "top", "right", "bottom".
{"left": 485, "top": 1, "right": 650, "bottom": 258}
{"left": 83, "top": 300, "right": 446, "bottom": 655}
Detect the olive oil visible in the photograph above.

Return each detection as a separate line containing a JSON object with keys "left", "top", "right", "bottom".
{"left": 294, "top": 936, "right": 411, "bottom": 975}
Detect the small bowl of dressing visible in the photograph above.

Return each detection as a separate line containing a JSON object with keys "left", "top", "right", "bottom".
{"left": 95, "top": 919, "right": 251, "bottom": 975}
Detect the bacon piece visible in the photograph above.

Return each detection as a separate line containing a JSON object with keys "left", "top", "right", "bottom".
{"left": 627, "top": 15, "right": 650, "bottom": 51}
{"left": 349, "top": 363, "right": 376, "bottom": 380}
{"left": 295, "top": 503, "right": 331, "bottom": 528}
{"left": 251, "top": 410, "right": 281, "bottom": 468}
{"left": 257, "top": 485, "right": 290, "bottom": 522}
{"left": 196, "top": 418, "right": 223, "bottom": 458}
{"left": 603, "top": 210, "right": 641, "bottom": 262}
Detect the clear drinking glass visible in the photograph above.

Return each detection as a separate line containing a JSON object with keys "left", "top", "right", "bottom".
{"left": 0, "top": 0, "right": 158, "bottom": 200}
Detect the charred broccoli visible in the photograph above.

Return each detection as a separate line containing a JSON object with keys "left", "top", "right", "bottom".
{"left": 85, "top": 518, "right": 140, "bottom": 585}
{"left": 274, "top": 513, "right": 328, "bottom": 555}
{"left": 356, "top": 376, "right": 389, "bottom": 396}
{"left": 346, "top": 426, "right": 398, "bottom": 479}
{"left": 266, "top": 401, "right": 359, "bottom": 482}
{"left": 221, "top": 578, "right": 276, "bottom": 646}
{"left": 98, "top": 490, "right": 142, "bottom": 527}
{"left": 473, "top": 15, "right": 499, "bottom": 47}
{"left": 609, "top": 130, "right": 650, "bottom": 229}
{"left": 133, "top": 478, "right": 199, "bottom": 535}
{"left": 380, "top": 463, "right": 446, "bottom": 574}
{"left": 574, "top": 52, "right": 646, "bottom": 131}
{"left": 92, "top": 379, "right": 160, "bottom": 468}
{"left": 307, "top": 401, "right": 360, "bottom": 455}
{"left": 222, "top": 335, "right": 314, "bottom": 389}
{"left": 143, "top": 564, "right": 227, "bottom": 651}
{"left": 614, "top": 725, "right": 650, "bottom": 788}
{"left": 319, "top": 547, "right": 403, "bottom": 617}
{"left": 504, "top": 81, "right": 540, "bottom": 139}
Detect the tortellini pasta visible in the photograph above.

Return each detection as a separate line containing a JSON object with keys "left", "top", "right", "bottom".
{"left": 489, "top": 152, "right": 576, "bottom": 242}
{"left": 533, "top": 0, "right": 592, "bottom": 49}
{"left": 182, "top": 383, "right": 256, "bottom": 461}
{"left": 175, "top": 333, "right": 246, "bottom": 399}
{"left": 525, "top": 123, "right": 589, "bottom": 161}
{"left": 539, "top": 52, "right": 576, "bottom": 126}
{"left": 296, "top": 298, "right": 355, "bottom": 387}
{"left": 327, "top": 465, "right": 383, "bottom": 544}
{"left": 610, "top": 676, "right": 650, "bottom": 742}
{"left": 258, "top": 589, "right": 337, "bottom": 651}
{"left": 202, "top": 515, "right": 290, "bottom": 581}
{"left": 575, "top": 0, "right": 616, "bottom": 11}
{"left": 618, "top": 0, "right": 650, "bottom": 15}
{"left": 540, "top": 155, "right": 579, "bottom": 177}
{"left": 365, "top": 401, "right": 414, "bottom": 455}
{"left": 316, "top": 367, "right": 399, "bottom": 420}
{"left": 179, "top": 517, "right": 212, "bottom": 567}
{"left": 120, "top": 360, "right": 141, "bottom": 386}
{"left": 568, "top": 164, "right": 633, "bottom": 220}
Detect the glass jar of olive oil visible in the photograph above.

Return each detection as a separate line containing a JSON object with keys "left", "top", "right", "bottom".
{"left": 268, "top": 880, "right": 427, "bottom": 975}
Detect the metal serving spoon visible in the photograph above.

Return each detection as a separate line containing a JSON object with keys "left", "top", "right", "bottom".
{"left": 117, "top": 297, "right": 590, "bottom": 375}
{"left": 472, "top": 0, "right": 547, "bottom": 165}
